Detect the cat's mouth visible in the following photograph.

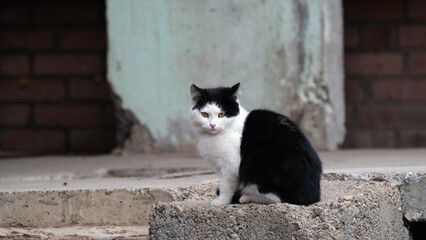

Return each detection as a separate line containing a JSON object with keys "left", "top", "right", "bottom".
{"left": 207, "top": 128, "right": 220, "bottom": 134}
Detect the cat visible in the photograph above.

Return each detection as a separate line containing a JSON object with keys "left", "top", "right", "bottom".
{"left": 189, "top": 83, "right": 322, "bottom": 206}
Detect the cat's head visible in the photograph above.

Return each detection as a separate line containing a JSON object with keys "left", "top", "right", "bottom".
{"left": 189, "top": 83, "right": 240, "bottom": 135}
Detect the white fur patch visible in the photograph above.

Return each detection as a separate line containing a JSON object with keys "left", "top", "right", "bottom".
{"left": 190, "top": 102, "right": 249, "bottom": 205}
{"left": 239, "top": 184, "right": 281, "bottom": 204}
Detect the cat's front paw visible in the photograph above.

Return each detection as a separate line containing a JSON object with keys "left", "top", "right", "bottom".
{"left": 211, "top": 198, "right": 228, "bottom": 206}
{"left": 239, "top": 194, "right": 252, "bottom": 204}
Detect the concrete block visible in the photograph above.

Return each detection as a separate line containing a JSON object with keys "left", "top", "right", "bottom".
{"left": 0, "top": 226, "right": 149, "bottom": 240}
{"left": 0, "top": 181, "right": 218, "bottom": 228}
{"left": 0, "top": 188, "right": 172, "bottom": 227}
{"left": 150, "top": 180, "right": 409, "bottom": 240}
{"left": 400, "top": 175, "right": 426, "bottom": 222}
{"left": 323, "top": 172, "right": 426, "bottom": 223}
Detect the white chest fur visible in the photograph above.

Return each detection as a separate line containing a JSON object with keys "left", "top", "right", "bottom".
{"left": 197, "top": 130, "right": 241, "bottom": 175}
{"left": 196, "top": 108, "right": 248, "bottom": 177}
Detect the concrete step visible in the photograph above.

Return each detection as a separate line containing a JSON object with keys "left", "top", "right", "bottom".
{"left": 0, "top": 225, "right": 149, "bottom": 240}
{"left": 1, "top": 173, "right": 424, "bottom": 231}
{"left": 150, "top": 180, "right": 409, "bottom": 240}
{"left": 0, "top": 177, "right": 218, "bottom": 228}
{"left": 1, "top": 150, "right": 425, "bottom": 239}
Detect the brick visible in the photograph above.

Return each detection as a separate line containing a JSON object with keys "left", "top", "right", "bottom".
{"left": 60, "top": 29, "right": 106, "bottom": 50}
{"left": 0, "top": 2, "right": 28, "bottom": 24}
{"left": 342, "top": 130, "right": 396, "bottom": 148}
{"left": 70, "top": 129, "right": 115, "bottom": 152}
{"left": 405, "top": 80, "right": 426, "bottom": 101}
{"left": 0, "top": 104, "right": 29, "bottom": 126}
{"left": 34, "top": 105, "right": 102, "bottom": 127}
{"left": 345, "top": 105, "right": 354, "bottom": 123}
{"left": 372, "top": 80, "right": 404, "bottom": 101}
{"left": 408, "top": 0, "right": 426, "bottom": 20}
{"left": 33, "top": 1, "right": 102, "bottom": 24}
{"left": 400, "top": 131, "right": 426, "bottom": 147}
{"left": 0, "top": 55, "right": 30, "bottom": 76}
{"left": 357, "top": 106, "right": 426, "bottom": 128}
{"left": 345, "top": 79, "right": 363, "bottom": 102}
{"left": 344, "top": 26, "right": 359, "bottom": 47}
{"left": 0, "top": 80, "right": 65, "bottom": 101}
{"left": 345, "top": 53, "right": 402, "bottom": 75}
{"left": 400, "top": 26, "right": 426, "bottom": 47}
{"left": 0, "top": 30, "right": 54, "bottom": 50}
{"left": 105, "top": 104, "right": 116, "bottom": 126}
{"left": 373, "top": 80, "right": 426, "bottom": 101}
{"left": 69, "top": 78, "right": 111, "bottom": 100}
{"left": 361, "top": 26, "right": 394, "bottom": 47}
{"left": 0, "top": 130, "right": 65, "bottom": 152}
{"left": 34, "top": 54, "right": 104, "bottom": 75}
{"left": 344, "top": 0, "right": 403, "bottom": 20}
{"left": 408, "top": 53, "right": 426, "bottom": 75}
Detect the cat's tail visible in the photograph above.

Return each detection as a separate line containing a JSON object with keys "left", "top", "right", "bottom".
{"left": 231, "top": 189, "right": 242, "bottom": 204}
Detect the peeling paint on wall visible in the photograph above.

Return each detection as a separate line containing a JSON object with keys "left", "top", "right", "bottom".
{"left": 107, "top": 0, "right": 345, "bottom": 151}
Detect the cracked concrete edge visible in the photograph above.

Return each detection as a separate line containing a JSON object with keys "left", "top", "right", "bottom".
{"left": 0, "top": 226, "right": 149, "bottom": 240}
{"left": 323, "top": 172, "right": 426, "bottom": 222}
{"left": 322, "top": 172, "right": 426, "bottom": 185}
{"left": 149, "top": 180, "right": 409, "bottom": 240}
{"left": 0, "top": 180, "right": 219, "bottom": 228}
{"left": 1, "top": 171, "right": 425, "bottom": 228}
{"left": 400, "top": 176, "right": 426, "bottom": 222}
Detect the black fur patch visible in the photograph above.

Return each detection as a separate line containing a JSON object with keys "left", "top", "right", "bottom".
{"left": 238, "top": 109, "right": 322, "bottom": 205}
{"left": 190, "top": 83, "right": 240, "bottom": 117}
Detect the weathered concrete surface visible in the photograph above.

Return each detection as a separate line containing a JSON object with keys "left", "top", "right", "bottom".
{"left": 0, "top": 149, "right": 425, "bottom": 229}
{"left": 150, "top": 180, "right": 409, "bottom": 240}
{"left": 0, "top": 181, "right": 217, "bottom": 228}
{"left": 324, "top": 172, "right": 426, "bottom": 224}
{"left": 0, "top": 153, "right": 209, "bottom": 182}
{"left": 1, "top": 149, "right": 426, "bottom": 182}
{"left": 323, "top": 172, "right": 426, "bottom": 185}
{"left": 0, "top": 188, "right": 172, "bottom": 227}
{"left": 400, "top": 175, "right": 426, "bottom": 222}
{"left": 0, "top": 226, "right": 149, "bottom": 240}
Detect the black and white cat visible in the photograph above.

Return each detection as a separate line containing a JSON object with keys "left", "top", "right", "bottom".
{"left": 189, "top": 83, "right": 322, "bottom": 206}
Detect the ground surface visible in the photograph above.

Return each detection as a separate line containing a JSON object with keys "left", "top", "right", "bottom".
{"left": 1, "top": 149, "right": 425, "bottom": 187}
{"left": 0, "top": 149, "right": 425, "bottom": 239}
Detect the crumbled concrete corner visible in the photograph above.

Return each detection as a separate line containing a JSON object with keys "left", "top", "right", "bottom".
{"left": 400, "top": 175, "right": 426, "bottom": 222}
{"left": 149, "top": 180, "right": 409, "bottom": 240}
{"left": 324, "top": 172, "right": 426, "bottom": 223}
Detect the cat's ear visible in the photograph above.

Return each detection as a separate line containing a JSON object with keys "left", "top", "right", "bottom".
{"left": 190, "top": 83, "right": 202, "bottom": 101}
{"left": 230, "top": 82, "right": 241, "bottom": 97}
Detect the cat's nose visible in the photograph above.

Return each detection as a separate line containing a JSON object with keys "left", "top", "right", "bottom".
{"left": 210, "top": 123, "right": 216, "bottom": 129}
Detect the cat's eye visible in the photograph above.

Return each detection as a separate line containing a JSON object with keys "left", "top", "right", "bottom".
{"left": 218, "top": 113, "right": 225, "bottom": 118}
{"left": 201, "top": 112, "right": 209, "bottom": 118}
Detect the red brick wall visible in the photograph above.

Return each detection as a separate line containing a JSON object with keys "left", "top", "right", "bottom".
{"left": 343, "top": 0, "right": 426, "bottom": 148}
{"left": 0, "top": 0, "right": 115, "bottom": 154}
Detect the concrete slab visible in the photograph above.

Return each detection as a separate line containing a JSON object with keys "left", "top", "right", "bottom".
{"left": 0, "top": 149, "right": 425, "bottom": 231}
{"left": 0, "top": 226, "right": 149, "bottom": 240}
{"left": 150, "top": 180, "right": 409, "bottom": 240}
{"left": 0, "top": 149, "right": 425, "bottom": 184}
{"left": 0, "top": 154, "right": 208, "bottom": 182}
{"left": 0, "top": 180, "right": 218, "bottom": 228}
{"left": 321, "top": 149, "right": 426, "bottom": 173}
{"left": 0, "top": 174, "right": 217, "bottom": 192}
